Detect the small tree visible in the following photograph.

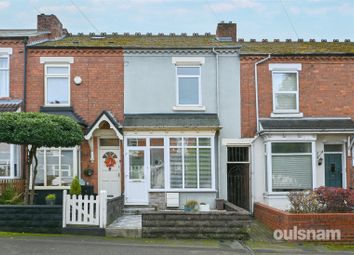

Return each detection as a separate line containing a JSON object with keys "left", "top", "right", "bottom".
{"left": 70, "top": 176, "right": 82, "bottom": 196}
{"left": 0, "top": 112, "right": 83, "bottom": 204}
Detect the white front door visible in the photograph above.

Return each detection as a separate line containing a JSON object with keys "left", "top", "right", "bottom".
{"left": 99, "top": 147, "right": 121, "bottom": 198}
{"left": 125, "top": 148, "right": 148, "bottom": 204}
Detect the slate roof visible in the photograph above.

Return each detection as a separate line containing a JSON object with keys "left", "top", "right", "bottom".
{"left": 259, "top": 118, "right": 354, "bottom": 133}
{"left": 31, "top": 34, "right": 354, "bottom": 54}
{"left": 0, "top": 100, "right": 22, "bottom": 112}
{"left": 239, "top": 41, "right": 354, "bottom": 55}
{"left": 0, "top": 29, "right": 49, "bottom": 38}
{"left": 124, "top": 114, "right": 220, "bottom": 128}
{"left": 32, "top": 34, "right": 238, "bottom": 48}
{"left": 40, "top": 106, "right": 87, "bottom": 126}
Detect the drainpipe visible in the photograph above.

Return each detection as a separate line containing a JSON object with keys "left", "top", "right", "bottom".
{"left": 255, "top": 54, "right": 271, "bottom": 133}
{"left": 212, "top": 48, "right": 221, "bottom": 198}
{"left": 23, "top": 38, "right": 28, "bottom": 111}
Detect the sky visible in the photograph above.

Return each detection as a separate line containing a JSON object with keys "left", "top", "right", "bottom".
{"left": 0, "top": 0, "right": 353, "bottom": 40}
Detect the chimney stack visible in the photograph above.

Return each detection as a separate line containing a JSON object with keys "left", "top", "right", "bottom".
{"left": 37, "top": 14, "right": 67, "bottom": 39}
{"left": 216, "top": 21, "right": 237, "bottom": 42}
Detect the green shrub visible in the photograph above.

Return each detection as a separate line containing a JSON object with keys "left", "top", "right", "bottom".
{"left": 70, "top": 176, "right": 81, "bottom": 196}
{"left": 288, "top": 190, "right": 323, "bottom": 213}
{"left": 185, "top": 200, "right": 199, "bottom": 211}
{"left": 0, "top": 184, "right": 22, "bottom": 205}
{"left": 45, "top": 193, "right": 56, "bottom": 201}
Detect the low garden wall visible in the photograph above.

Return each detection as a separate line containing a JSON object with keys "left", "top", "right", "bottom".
{"left": 0, "top": 205, "right": 62, "bottom": 233}
{"left": 254, "top": 202, "right": 354, "bottom": 243}
{"left": 142, "top": 210, "right": 251, "bottom": 239}
{"left": 106, "top": 195, "right": 124, "bottom": 225}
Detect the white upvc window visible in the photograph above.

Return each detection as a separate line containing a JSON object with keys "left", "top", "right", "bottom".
{"left": 272, "top": 71, "right": 299, "bottom": 113}
{"left": 266, "top": 142, "right": 314, "bottom": 193}
{"left": 0, "top": 55, "right": 9, "bottom": 97}
{"left": 269, "top": 63, "right": 302, "bottom": 114}
{"left": 44, "top": 64, "right": 70, "bottom": 106}
{"left": 170, "top": 137, "right": 213, "bottom": 189}
{"left": 0, "top": 143, "right": 20, "bottom": 179}
{"left": 176, "top": 66, "right": 201, "bottom": 106}
{"left": 34, "top": 147, "right": 80, "bottom": 189}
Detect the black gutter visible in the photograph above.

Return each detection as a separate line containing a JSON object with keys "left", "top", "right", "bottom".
{"left": 23, "top": 37, "right": 28, "bottom": 112}
{"left": 240, "top": 52, "right": 354, "bottom": 57}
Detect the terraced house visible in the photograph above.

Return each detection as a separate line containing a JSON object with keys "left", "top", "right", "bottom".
{"left": 20, "top": 15, "right": 244, "bottom": 208}
{"left": 239, "top": 40, "right": 354, "bottom": 210}
{"left": 1, "top": 14, "right": 353, "bottom": 213}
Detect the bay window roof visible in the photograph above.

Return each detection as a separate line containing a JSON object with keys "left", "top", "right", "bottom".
{"left": 40, "top": 106, "right": 87, "bottom": 126}
{"left": 124, "top": 113, "right": 220, "bottom": 129}
{"left": 0, "top": 100, "right": 22, "bottom": 112}
{"left": 259, "top": 117, "right": 354, "bottom": 133}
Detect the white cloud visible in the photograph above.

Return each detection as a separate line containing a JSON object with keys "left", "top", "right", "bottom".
{"left": 0, "top": 1, "right": 10, "bottom": 10}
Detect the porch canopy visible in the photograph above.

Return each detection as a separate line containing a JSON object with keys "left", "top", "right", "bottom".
{"left": 259, "top": 118, "right": 354, "bottom": 134}
{"left": 124, "top": 113, "right": 220, "bottom": 130}
{"left": 85, "top": 111, "right": 123, "bottom": 140}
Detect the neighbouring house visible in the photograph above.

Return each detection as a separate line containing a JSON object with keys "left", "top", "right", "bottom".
{"left": 0, "top": 14, "right": 67, "bottom": 192}
{"left": 26, "top": 17, "right": 125, "bottom": 201}
{"left": 239, "top": 39, "right": 354, "bottom": 210}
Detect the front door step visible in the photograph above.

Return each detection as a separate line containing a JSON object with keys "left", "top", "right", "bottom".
{"left": 106, "top": 215, "right": 142, "bottom": 238}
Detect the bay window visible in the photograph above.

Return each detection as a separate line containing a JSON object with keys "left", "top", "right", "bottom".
{"left": 0, "top": 143, "right": 20, "bottom": 179}
{"left": 268, "top": 142, "right": 313, "bottom": 192}
{"left": 35, "top": 147, "right": 80, "bottom": 188}
{"left": 0, "top": 55, "right": 9, "bottom": 97}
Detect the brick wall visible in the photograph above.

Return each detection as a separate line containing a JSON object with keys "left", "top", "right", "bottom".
{"left": 254, "top": 202, "right": 354, "bottom": 242}
{"left": 241, "top": 55, "right": 354, "bottom": 188}
{"left": 0, "top": 40, "right": 25, "bottom": 101}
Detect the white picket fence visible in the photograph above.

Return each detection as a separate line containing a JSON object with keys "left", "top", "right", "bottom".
{"left": 62, "top": 190, "right": 107, "bottom": 228}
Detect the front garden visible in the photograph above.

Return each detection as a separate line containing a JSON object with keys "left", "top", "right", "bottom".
{"left": 255, "top": 186, "right": 354, "bottom": 243}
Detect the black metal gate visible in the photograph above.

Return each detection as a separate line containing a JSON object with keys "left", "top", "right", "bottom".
{"left": 227, "top": 163, "right": 249, "bottom": 211}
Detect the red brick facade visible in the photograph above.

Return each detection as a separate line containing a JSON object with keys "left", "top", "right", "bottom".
{"left": 254, "top": 203, "right": 354, "bottom": 242}
{"left": 241, "top": 56, "right": 354, "bottom": 138}
{"left": 0, "top": 40, "right": 25, "bottom": 101}
{"left": 26, "top": 48, "right": 124, "bottom": 192}
{"left": 240, "top": 55, "right": 354, "bottom": 189}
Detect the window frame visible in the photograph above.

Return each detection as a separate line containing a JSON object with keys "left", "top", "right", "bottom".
{"left": 265, "top": 141, "right": 316, "bottom": 194}
{"left": 0, "top": 143, "right": 21, "bottom": 179}
{"left": 33, "top": 146, "right": 80, "bottom": 190}
{"left": 125, "top": 135, "right": 215, "bottom": 192}
{"left": 272, "top": 70, "right": 299, "bottom": 114}
{"left": 0, "top": 55, "right": 10, "bottom": 98}
{"left": 175, "top": 66, "right": 202, "bottom": 107}
{"left": 44, "top": 63, "right": 71, "bottom": 107}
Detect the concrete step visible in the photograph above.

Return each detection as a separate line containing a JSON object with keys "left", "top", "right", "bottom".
{"left": 106, "top": 215, "right": 142, "bottom": 238}
{"left": 123, "top": 206, "right": 155, "bottom": 215}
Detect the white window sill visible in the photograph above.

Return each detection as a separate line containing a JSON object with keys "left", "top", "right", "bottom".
{"left": 173, "top": 105, "right": 206, "bottom": 112}
{"left": 43, "top": 104, "right": 71, "bottom": 107}
{"left": 149, "top": 189, "right": 217, "bottom": 193}
{"left": 33, "top": 186, "right": 70, "bottom": 190}
{"left": 271, "top": 112, "right": 303, "bottom": 118}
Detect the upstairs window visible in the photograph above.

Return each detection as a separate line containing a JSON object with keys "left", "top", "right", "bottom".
{"left": 45, "top": 64, "right": 70, "bottom": 106}
{"left": 176, "top": 66, "right": 201, "bottom": 106}
{"left": 272, "top": 72, "right": 299, "bottom": 113}
{"left": 269, "top": 64, "right": 302, "bottom": 114}
{"left": 0, "top": 55, "right": 9, "bottom": 97}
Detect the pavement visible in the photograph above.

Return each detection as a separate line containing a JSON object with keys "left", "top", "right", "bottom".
{"left": 0, "top": 234, "right": 353, "bottom": 255}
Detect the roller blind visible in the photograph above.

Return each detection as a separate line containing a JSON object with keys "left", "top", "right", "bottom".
{"left": 272, "top": 155, "right": 312, "bottom": 191}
